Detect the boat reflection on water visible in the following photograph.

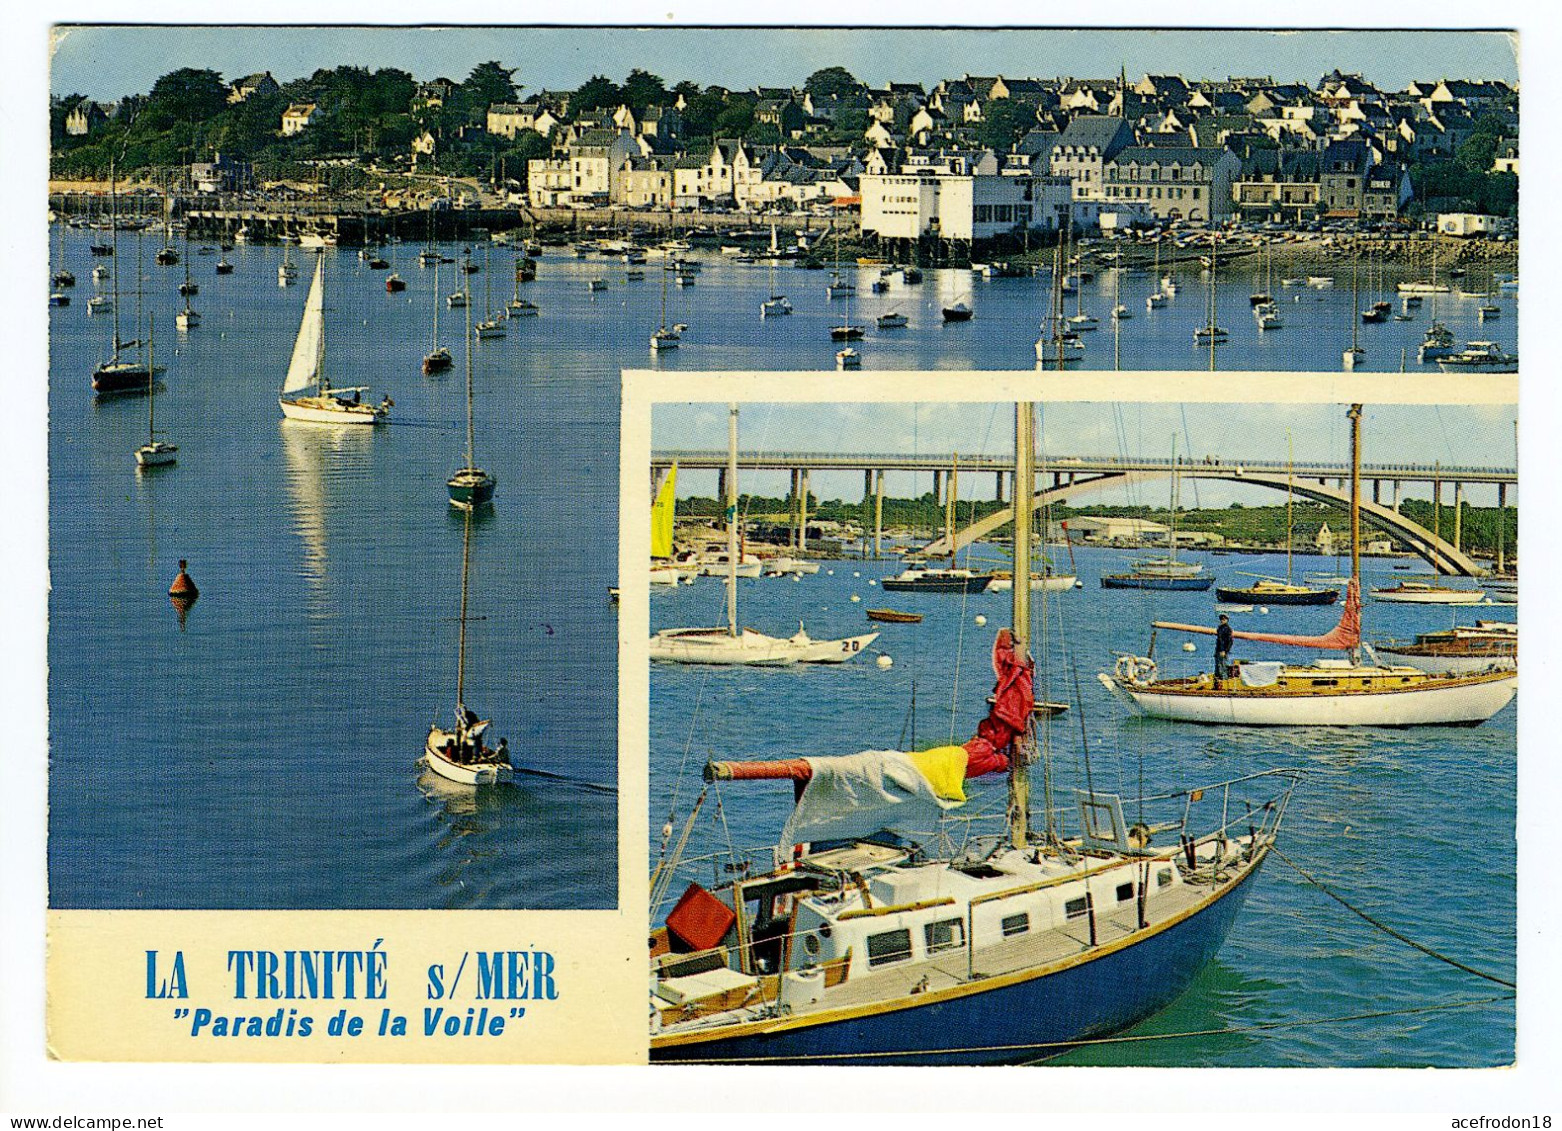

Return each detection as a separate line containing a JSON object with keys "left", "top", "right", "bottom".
{"left": 279, "top": 418, "right": 376, "bottom": 610}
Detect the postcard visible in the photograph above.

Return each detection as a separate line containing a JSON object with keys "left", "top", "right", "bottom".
{"left": 12, "top": 16, "right": 1551, "bottom": 1116}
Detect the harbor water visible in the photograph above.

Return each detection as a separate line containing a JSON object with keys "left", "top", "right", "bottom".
{"left": 648, "top": 546, "right": 1515, "bottom": 1067}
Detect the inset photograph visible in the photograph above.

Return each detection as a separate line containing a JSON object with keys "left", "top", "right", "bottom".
{"left": 647, "top": 398, "right": 1516, "bottom": 1065}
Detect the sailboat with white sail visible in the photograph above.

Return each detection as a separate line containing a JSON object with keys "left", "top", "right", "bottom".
{"left": 650, "top": 406, "right": 877, "bottom": 665}
{"left": 1100, "top": 405, "right": 1517, "bottom": 726}
{"left": 279, "top": 257, "right": 391, "bottom": 425}
{"left": 649, "top": 399, "right": 1302, "bottom": 1065}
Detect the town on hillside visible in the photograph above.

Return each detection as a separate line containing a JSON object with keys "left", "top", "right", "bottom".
{"left": 51, "top": 63, "right": 1518, "bottom": 250}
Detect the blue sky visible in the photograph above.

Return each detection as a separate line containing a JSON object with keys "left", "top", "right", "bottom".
{"left": 651, "top": 402, "right": 1518, "bottom": 506}
{"left": 49, "top": 26, "right": 1518, "bottom": 103}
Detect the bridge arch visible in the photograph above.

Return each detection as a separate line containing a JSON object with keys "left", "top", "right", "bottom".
{"left": 923, "top": 469, "right": 1486, "bottom": 576}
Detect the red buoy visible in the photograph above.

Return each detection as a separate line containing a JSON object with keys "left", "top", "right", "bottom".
{"left": 169, "top": 559, "right": 199, "bottom": 598}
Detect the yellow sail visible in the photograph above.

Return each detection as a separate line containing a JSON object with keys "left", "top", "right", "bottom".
{"left": 651, "top": 463, "right": 677, "bottom": 559}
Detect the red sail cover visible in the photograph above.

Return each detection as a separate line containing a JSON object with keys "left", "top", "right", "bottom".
{"left": 706, "top": 630, "right": 1033, "bottom": 783}
{"left": 962, "top": 627, "right": 1035, "bottom": 777}
{"left": 1155, "top": 579, "right": 1362, "bottom": 651}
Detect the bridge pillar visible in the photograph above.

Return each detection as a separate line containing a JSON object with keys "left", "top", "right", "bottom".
{"left": 933, "top": 469, "right": 944, "bottom": 505}
{"left": 789, "top": 469, "right": 800, "bottom": 548}
{"left": 874, "top": 470, "right": 884, "bottom": 559}
{"left": 1496, "top": 482, "right": 1507, "bottom": 572}
{"left": 864, "top": 469, "right": 873, "bottom": 502}
{"left": 1053, "top": 471, "right": 1062, "bottom": 489}
{"left": 1372, "top": 479, "right": 1380, "bottom": 505}
{"left": 799, "top": 469, "right": 810, "bottom": 553}
{"left": 995, "top": 471, "right": 1005, "bottom": 503}
{"left": 1393, "top": 480, "right": 1400, "bottom": 513}
{"left": 1453, "top": 482, "right": 1463, "bottom": 551}
{"left": 717, "top": 467, "right": 727, "bottom": 503}
{"left": 1432, "top": 479, "right": 1442, "bottom": 541}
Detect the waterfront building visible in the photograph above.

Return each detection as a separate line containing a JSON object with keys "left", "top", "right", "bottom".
{"left": 1048, "top": 115, "right": 1135, "bottom": 201}
{"left": 1103, "top": 146, "right": 1239, "bottom": 224}
{"left": 860, "top": 166, "right": 1070, "bottom": 240}
{"left": 1232, "top": 150, "right": 1323, "bottom": 221}
{"left": 190, "top": 152, "right": 255, "bottom": 194}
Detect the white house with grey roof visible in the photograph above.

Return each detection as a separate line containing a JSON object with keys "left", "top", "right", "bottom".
{"left": 1049, "top": 116, "right": 1136, "bottom": 201}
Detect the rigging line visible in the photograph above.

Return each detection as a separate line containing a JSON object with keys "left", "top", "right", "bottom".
{"left": 1178, "top": 404, "right": 1203, "bottom": 512}
{"left": 1271, "top": 845, "right": 1516, "bottom": 988}
{"left": 676, "top": 994, "right": 1517, "bottom": 1064}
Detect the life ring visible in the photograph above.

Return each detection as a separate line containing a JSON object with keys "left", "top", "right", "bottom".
{"left": 1114, "top": 655, "right": 1157, "bottom": 685}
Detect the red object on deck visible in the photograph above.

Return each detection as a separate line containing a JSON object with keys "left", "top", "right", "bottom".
{"left": 168, "top": 559, "right": 199, "bottom": 598}
{"left": 666, "top": 883, "right": 737, "bottom": 952}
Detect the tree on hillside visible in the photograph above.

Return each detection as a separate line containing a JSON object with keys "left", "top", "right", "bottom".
{"left": 804, "top": 66, "right": 861, "bottom": 98}
{"left": 671, "top": 80, "right": 700, "bottom": 104}
{"left": 140, "top": 68, "right": 229, "bottom": 131}
{"left": 572, "top": 75, "right": 623, "bottom": 114}
{"left": 463, "top": 61, "right": 517, "bottom": 109}
{"left": 623, "top": 68, "right": 668, "bottom": 112}
{"left": 713, "top": 95, "right": 756, "bottom": 139}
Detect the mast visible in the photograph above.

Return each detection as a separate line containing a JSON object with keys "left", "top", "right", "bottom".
{"left": 1286, "top": 431, "right": 1294, "bottom": 582}
{"left": 455, "top": 481, "right": 473, "bottom": 713}
{"left": 726, "top": 403, "right": 739, "bottom": 638}
{"left": 1348, "top": 402, "right": 1363, "bottom": 664}
{"left": 464, "top": 290, "right": 476, "bottom": 468}
{"left": 1169, "top": 433, "right": 1180, "bottom": 566}
{"left": 110, "top": 160, "right": 122, "bottom": 359}
{"left": 432, "top": 258, "right": 441, "bottom": 348}
{"left": 1009, "top": 402, "right": 1033, "bottom": 848}
{"left": 146, "top": 315, "right": 156, "bottom": 439}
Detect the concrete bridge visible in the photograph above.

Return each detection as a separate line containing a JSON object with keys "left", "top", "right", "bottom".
{"left": 923, "top": 469, "right": 1488, "bottom": 576}
{"left": 653, "top": 451, "right": 1514, "bottom": 576}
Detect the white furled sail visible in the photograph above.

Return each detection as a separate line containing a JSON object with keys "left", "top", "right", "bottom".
{"left": 283, "top": 258, "right": 326, "bottom": 394}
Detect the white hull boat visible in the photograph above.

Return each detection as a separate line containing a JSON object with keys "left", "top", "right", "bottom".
{"left": 424, "top": 724, "right": 513, "bottom": 786}
{"left": 1371, "top": 584, "right": 1486, "bottom": 604}
{"left": 986, "top": 573, "right": 1078, "bottom": 592}
{"left": 1101, "top": 665, "right": 1516, "bottom": 726}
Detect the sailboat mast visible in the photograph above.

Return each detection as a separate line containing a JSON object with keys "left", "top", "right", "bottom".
{"left": 1009, "top": 402, "right": 1034, "bottom": 849}
{"left": 465, "top": 293, "right": 476, "bottom": 467}
{"left": 110, "top": 160, "right": 122, "bottom": 356}
{"left": 1348, "top": 403, "right": 1363, "bottom": 664}
{"left": 726, "top": 404, "right": 739, "bottom": 638}
{"left": 432, "top": 258, "right": 441, "bottom": 348}
{"left": 317, "top": 256, "right": 329, "bottom": 395}
{"left": 456, "top": 492, "right": 473, "bottom": 710}
{"left": 946, "top": 455, "right": 958, "bottom": 565}
{"left": 1169, "top": 433, "right": 1180, "bottom": 565}
{"left": 146, "top": 315, "right": 156, "bottom": 437}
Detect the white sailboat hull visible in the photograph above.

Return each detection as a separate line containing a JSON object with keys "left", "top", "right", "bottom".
{"left": 424, "top": 726, "right": 513, "bottom": 786}
{"left": 649, "top": 626, "right": 877, "bottom": 665}
{"left": 1103, "top": 671, "right": 1516, "bottom": 726}
{"left": 1372, "top": 588, "right": 1486, "bottom": 604}
{"left": 987, "top": 574, "right": 1078, "bottom": 592}
{"left": 279, "top": 396, "right": 387, "bottom": 425}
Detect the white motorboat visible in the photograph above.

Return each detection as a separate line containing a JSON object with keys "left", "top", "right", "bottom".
{"left": 835, "top": 347, "right": 861, "bottom": 370}
{"left": 1370, "top": 581, "right": 1486, "bottom": 604}
{"left": 1436, "top": 342, "right": 1517, "bottom": 373}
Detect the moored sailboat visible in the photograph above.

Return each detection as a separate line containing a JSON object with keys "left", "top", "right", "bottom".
{"left": 649, "top": 400, "right": 1302, "bottom": 1064}
{"left": 446, "top": 299, "right": 496, "bottom": 511}
{"left": 650, "top": 406, "right": 877, "bottom": 665}
{"left": 1099, "top": 405, "right": 1517, "bottom": 726}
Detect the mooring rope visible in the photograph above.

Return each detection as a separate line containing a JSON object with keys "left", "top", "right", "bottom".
{"left": 665, "top": 993, "right": 1515, "bottom": 1064}
{"left": 1271, "top": 845, "right": 1516, "bottom": 989}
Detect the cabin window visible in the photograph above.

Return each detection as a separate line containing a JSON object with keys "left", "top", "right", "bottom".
{"left": 1311, "top": 679, "right": 1338, "bottom": 687}
{"left": 1001, "top": 913, "right": 1030, "bottom": 938}
{"left": 803, "top": 933, "right": 821, "bottom": 956}
{"left": 924, "top": 918, "right": 965, "bottom": 955}
{"left": 1157, "top": 868, "right": 1174, "bottom": 888}
{"left": 1116, "top": 882, "right": 1136, "bottom": 903}
{"left": 1064, "top": 894, "right": 1093, "bottom": 920}
{"left": 866, "top": 929, "right": 913, "bottom": 967}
